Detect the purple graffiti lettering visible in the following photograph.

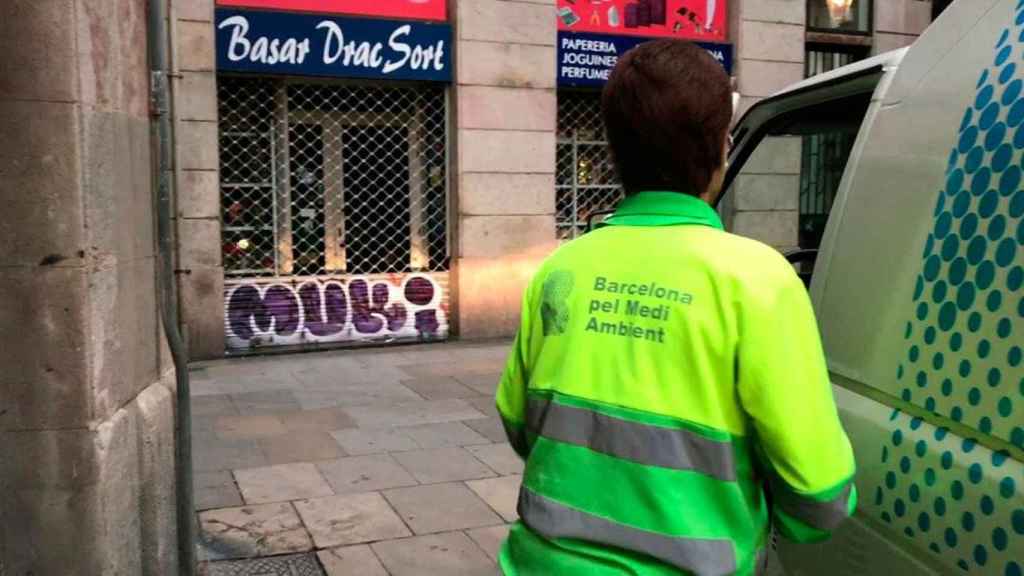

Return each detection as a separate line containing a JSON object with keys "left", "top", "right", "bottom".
{"left": 372, "top": 283, "right": 408, "bottom": 333}
{"left": 348, "top": 280, "right": 379, "bottom": 333}
{"left": 404, "top": 276, "right": 435, "bottom": 306}
{"left": 228, "top": 275, "right": 444, "bottom": 345}
{"left": 228, "top": 286, "right": 261, "bottom": 340}
{"left": 298, "top": 282, "right": 347, "bottom": 337}
{"left": 350, "top": 279, "right": 408, "bottom": 334}
{"left": 324, "top": 283, "right": 348, "bottom": 327}
{"left": 414, "top": 309, "right": 439, "bottom": 336}
{"left": 407, "top": 276, "right": 439, "bottom": 336}
{"left": 228, "top": 284, "right": 300, "bottom": 340}
{"left": 261, "top": 286, "right": 301, "bottom": 335}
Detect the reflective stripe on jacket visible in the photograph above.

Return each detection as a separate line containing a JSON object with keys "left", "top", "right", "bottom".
{"left": 496, "top": 191, "right": 857, "bottom": 576}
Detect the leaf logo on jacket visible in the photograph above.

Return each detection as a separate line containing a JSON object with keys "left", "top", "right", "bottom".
{"left": 541, "top": 270, "right": 575, "bottom": 336}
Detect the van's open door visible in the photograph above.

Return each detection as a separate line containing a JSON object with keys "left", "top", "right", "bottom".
{"left": 720, "top": 52, "right": 897, "bottom": 288}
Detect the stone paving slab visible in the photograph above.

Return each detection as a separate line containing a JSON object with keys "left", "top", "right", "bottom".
{"left": 464, "top": 396, "right": 499, "bottom": 418}
{"left": 194, "top": 470, "right": 244, "bottom": 511}
{"left": 455, "top": 373, "right": 503, "bottom": 396}
{"left": 465, "top": 524, "right": 511, "bottom": 562}
{"left": 234, "top": 463, "right": 333, "bottom": 504}
{"left": 375, "top": 347, "right": 463, "bottom": 366}
{"left": 393, "top": 447, "right": 497, "bottom": 484}
{"left": 214, "top": 414, "right": 288, "bottom": 440}
{"left": 397, "top": 359, "right": 504, "bottom": 380}
{"left": 316, "top": 454, "right": 418, "bottom": 495}
{"left": 291, "top": 383, "right": 422, "bottom": 411}
{"left": 258, "top": 432, "right": 345, "bottom": 465}
{"left": 371, "top": 532, "right": 500, "bottom": 576}
{"left": 229, "top": 390, "right": 300, "bottom": 415}
{"left": 329, "top": 427, "right": 420, "bottom": 455}
{"left": 399, "top": 421, "right": 491, "bottom": 450}
{"left": 466, "top": 476, "right": 521, "bottom": 523}
{"left": 467, "top": 443, "right": 524, "bottom": 476}
{"left": 316, "top": 545, "right": 389, "bottom": 576}
{"left": 294, "top": 492, "right": 412, "bottom": 548}
{"left": 194, "top": 437, "right": 267, "bottom": 472}
{"left": 277, "top": 407, "right": 356, "bottom": 433}
{"left": 202, "top": 553, "right": 325, "bottom": 576}
{"left": 463, "top": 416, "right": 508, "bottom": 443}
{"left": 192, "top": 414, "right": 219, "bottom": 433}
{"left": 192, "top": 358, "right": 298, "bottom": 380}
{"left": 402, "top": 376, "right": 482, "bottom": 400}
{"left": 191, "top": 371, "right": 301, "bottom": 397}
{"left": 383, "top": 482, "right": 502, "bottom": 535}
{"left": 192, "top": 394, "right": 239, "bottom": 418}
{"left": 198, "top": 502, "right": 313, "bottom": 561}
{"left": 345, "top": 399, "right": 487, "bottom": 428}
{"left": 293, "top": 364, "right": 412, "bottom": 389}
{"left": 191, "top": 340, "right": 518, "bottom": 572}
{"left": 290, "top": 355, "right": 366, "bottom": 375}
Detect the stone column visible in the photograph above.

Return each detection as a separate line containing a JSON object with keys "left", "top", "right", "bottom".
{"left": 453, "top": 0, "right": 559, "bottom": 338}
{"left": 0, "top": 1, "right": 178, "bottom": 574}
{"left": 172, "top": 0, "right": 224, "bottom": 359}
{"left": 724, "top": 0, "right": 805, "bottom": 251}
{"left": 874, "top": 0, "right": 932, "bottom": 54}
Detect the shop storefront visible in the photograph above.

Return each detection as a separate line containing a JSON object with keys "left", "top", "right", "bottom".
{"left": 173, "top": 0, "right": 929, "bottom": 359}
{"left": 214, "top": 1, "right": 452, "bottom": 352}
{"left": 553, "top": 0, "right": 733, "bottom": 239}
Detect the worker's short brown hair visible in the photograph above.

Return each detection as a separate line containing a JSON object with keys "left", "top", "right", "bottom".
{"left": 602, "top": 40, "right": 732, "bottom": 196}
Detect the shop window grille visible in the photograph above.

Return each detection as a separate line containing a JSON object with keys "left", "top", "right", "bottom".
{"left": 556, "top": 91, "right": 623, "bottom": 240}
{"left": 217, "top": 77, "right": 450, "bottom": 278}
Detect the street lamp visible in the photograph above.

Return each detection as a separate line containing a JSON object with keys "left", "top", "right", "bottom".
{"left": 826, "top": 0, "right": 854, "bottom": 27}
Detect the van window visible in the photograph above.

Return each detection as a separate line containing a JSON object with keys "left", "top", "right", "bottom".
{"left": 724, "top": 93, "right": 872, "bottom": 284}
{"left": 802, "top": 45, "right": 870, "bottom": 248}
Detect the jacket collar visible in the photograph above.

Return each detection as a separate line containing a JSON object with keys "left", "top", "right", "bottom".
{"left": 601, "top": 191, "right": 724, "bottom": 230}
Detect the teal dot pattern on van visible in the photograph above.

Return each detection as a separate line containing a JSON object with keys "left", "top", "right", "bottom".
{"left": 878, "top": 412, "right": 1022, "bottom": 574}
{"left": 877, "top": 5, "right": 1024, "bottom": 574}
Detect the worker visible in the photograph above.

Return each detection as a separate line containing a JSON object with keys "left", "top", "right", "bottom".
{"left": 496, "top": 40, "right": 857, "bottom": 576}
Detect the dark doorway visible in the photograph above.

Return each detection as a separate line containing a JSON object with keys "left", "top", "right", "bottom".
{"left": 343, "top": 126, "right": 412, "bottom": 274}
{"left": 289, "top": 123, "right": 326, "bottom": 275}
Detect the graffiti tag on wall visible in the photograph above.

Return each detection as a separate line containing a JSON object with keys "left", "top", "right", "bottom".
{"left": 225, "top": 273, "right": 448, "bottom": 349}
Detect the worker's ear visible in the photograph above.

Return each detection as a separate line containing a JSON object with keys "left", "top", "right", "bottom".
{"left": 700, "top": 130, "right": 730, "bottom": 205}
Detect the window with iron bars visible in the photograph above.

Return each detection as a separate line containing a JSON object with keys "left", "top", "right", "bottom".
{"left": 217, "top": 77, "right": 450, "bottom": 278}
{"left": 556, "top": 91, "right": 623, "bottom": 240}
{"left": 799, "top": 45, "right": 868, "bottom": 249}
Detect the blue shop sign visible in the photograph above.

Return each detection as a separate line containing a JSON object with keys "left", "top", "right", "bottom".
{"left": 216, "top": 8, "right": 452, "bottom": 82}
{"left": 558, "top": 31, "right": 732, "bottom": 88}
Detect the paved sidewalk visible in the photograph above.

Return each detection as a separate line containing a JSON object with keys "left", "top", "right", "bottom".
{"left": 190, "top": 340, "right": 516, "bottom": 576}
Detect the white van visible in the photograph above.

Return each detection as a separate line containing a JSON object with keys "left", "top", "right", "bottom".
{"left": 723, "top": 0, "right": 1023, "bottom": 574}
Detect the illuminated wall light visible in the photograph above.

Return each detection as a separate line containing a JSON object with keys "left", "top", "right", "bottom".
{"left": 826, "top": 0, "right": 854, "bottom": 27}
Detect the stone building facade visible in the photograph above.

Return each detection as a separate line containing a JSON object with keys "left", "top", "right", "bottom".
{"left": 169, "top": 0, "right": 935, "bottom": 360}
{"left": 1, "top": 1, "right": 178, "bottom": 573}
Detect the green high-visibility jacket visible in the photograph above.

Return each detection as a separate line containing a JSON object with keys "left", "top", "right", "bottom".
{"left": 496, "top": 192, "right": 857, "bottom": 576}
